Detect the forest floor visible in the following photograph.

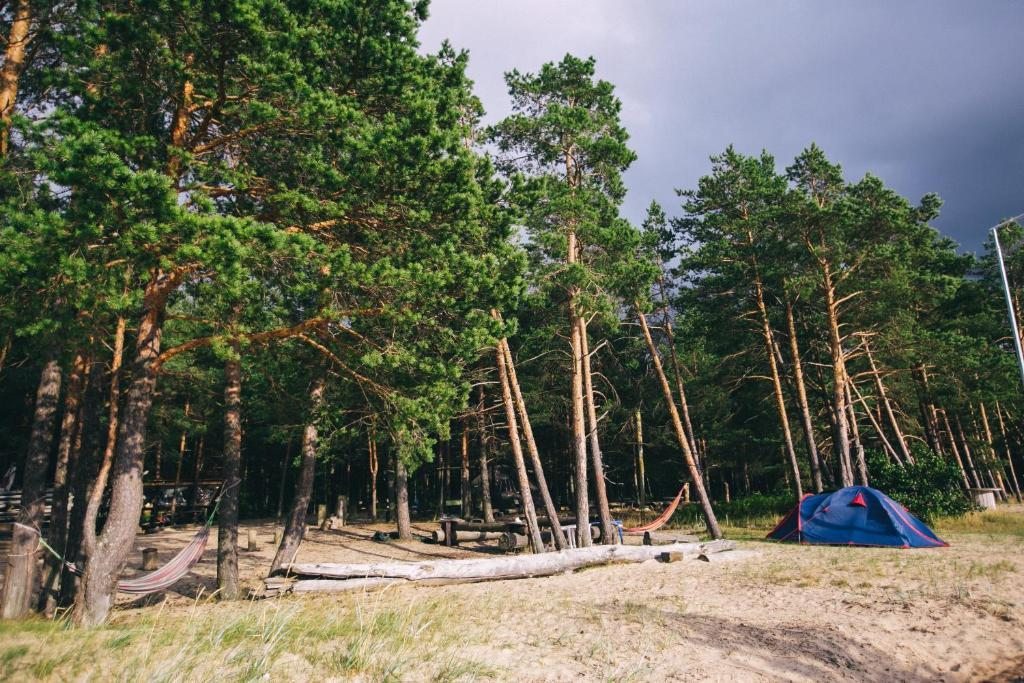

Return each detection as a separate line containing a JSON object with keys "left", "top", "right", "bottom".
{"left": 1, "top": 506, "right": 1023, "bottom": 681}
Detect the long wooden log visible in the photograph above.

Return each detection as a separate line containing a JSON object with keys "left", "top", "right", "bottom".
{"left": 499, "top": 526, "right": 600, "bottom": 551}
{"left": 431, "top": 529, "right": 504, "bottom": 544}
{"left": 284, "top": 540, "right": 735, "bottom": 592}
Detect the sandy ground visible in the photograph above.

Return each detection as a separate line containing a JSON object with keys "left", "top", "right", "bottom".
{"left": 89, "top": 510, "right": 1024, "bottom": 682}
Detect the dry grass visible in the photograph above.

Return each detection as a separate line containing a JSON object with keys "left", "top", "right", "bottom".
{"left": 1, "top": 506, "right": 1022, "bottom": 681}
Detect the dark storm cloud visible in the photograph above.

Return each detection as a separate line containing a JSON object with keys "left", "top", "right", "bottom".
{"left": 418, "top": 1, "right": 1024, "bottom": 252}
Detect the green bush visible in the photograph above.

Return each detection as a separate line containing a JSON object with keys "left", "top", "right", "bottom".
{"left": 867, "top": 447, "right": 975, "bottom": 522}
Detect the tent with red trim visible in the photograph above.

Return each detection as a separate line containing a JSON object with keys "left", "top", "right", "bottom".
{"left": 766, "top": 486, "right": 948, "bottom": 548}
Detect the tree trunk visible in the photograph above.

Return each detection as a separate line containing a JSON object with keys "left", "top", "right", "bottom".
{"left": 476, "top": 385, "right": 494, "bottom": 523}
{"left": 751, "top": 271, "right": 802, "bottom": 500}
{"left": 914, "top": 364, "right": 943, "bottom": 456}
{"left": 368, "top": 422, "right": 379, "bottom": 521}
{"left": 954, "top": 414, "right": 983, "bottom": 489}
{"left": 41, "top": 352, "right": 88, "bottom": 612}
{"left": 658, "top": 275, "right": 699, "bottom": 457}
{"left": 217, "top": 355, "right": 242, "bottom": 600}
{"left": 577, "top": 319, "right": 617, "bottom": 543}
{"left": 0, "top": 0, "right": 31, "bottom": 158}
{"left": 849, "top": 380, "right": 902, "bottom": 465}
{"left": 499, "top": 337, "right": 568, "bottom": 549}
{"left": 785, "top": 299, "right": 823, "bottom": 492}
{"left": 821, "top": 262, "right": 854, "bottom": 487}
{"left": 634, "top": 409, "right": 646, "bottom": 511}
{"left": 863, "top": 338, "right": 913, "bottom": 464}
{"left": 939, "top": 409, "right": 972, "bottom": 490}
{"left": 1, "top": 358, "right": 62, "bottom": 619}
{"left": 76, "top": 277, "right": 171, "bottom": 626}
{"left": 637, "top": 310, "right": 722, "bottom": 539}
{"left": 270, "top": 376, "right": 326, "bottom": 574}
{"left": 495, "top": 343, "right": 545, "bottom": 553}
{"left": 276, "top": 438, "right": 291, "bottom": 521}
{"left": 844, "top": 381, "right": 869, "bottom": 485}
{"left": 976, "top": 403, "right": 1008, "bottom": 499}
{"left": 395, "top": 458, "right": 411, "bottom": 540}
{"left": 567, "top": 232, "right": 591, "bottom": 547}
{"left": 994, "top": 403, "right": 1023, "bottom": 502}
{"left": 460, "top": 420, "right": 471, "bottom": 518}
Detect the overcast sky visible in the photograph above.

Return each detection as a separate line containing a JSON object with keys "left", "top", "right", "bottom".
{"left": 419, "top": 1, "right": 1024, "bottom": 253}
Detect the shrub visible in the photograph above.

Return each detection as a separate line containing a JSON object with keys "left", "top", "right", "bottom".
{"left": 867, "top": 447, "right": 975, "bottom": 522}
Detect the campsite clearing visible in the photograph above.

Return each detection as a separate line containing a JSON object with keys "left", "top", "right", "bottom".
{"left": 1, "top": 507, "right": 1022, "bottom": 681}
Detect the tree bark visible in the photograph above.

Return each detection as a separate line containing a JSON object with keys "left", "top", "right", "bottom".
{"left": 844, "top": 380, "right": 869, "bottom": 485}
{"left": 862, "top": 338, "right": 913, "bottom": 464}
{"left": 954, "top": 414, "right": 983, "bottom": 489}
{"left": 476, "top": 385, "right": 494, "bottom": 523}
{"left": 460, "top": 420, "right": 471, "bottom": 518}
{"left": 41, "top": 352, "right": 88, "bottom": 611}
{"left": 499, "top": 337, "right": 568, "bottom": 549}
{"left": 977, "top": 403, "right": 1009, "bottom": 499}
{"left": 270, "top": 376, "right": 326, "bottom": 574}
{"left": 821, "top": 261, "right": 854, "bottom": 487}
{"left": 567, "top": 231, "right": 591, "bottom": 548}
{"left": 914, "top": 364, "right": 943, "bottom": 456}
{"left": 637, "top": 310, "right": 722, "bottom": 539}
{"left": 0, "top": 0, "right": 31, "bottom": 158}
{"left": 785, "top": 299, "right": 823, "bottom": 492}
{"left": 577, "top": 318, "right": 616, "bottom": 543}
{"left": 1, "top": 358, "right": 61, "bottom": 619}
{"left": 395, "top": 458, "right": 411, "bottom": 540}
{"left": 657, "top": 275, "right": 699, "bottom": 457}
{"left": 848, "top": 380, "right": 902, "bottom": 465}
{"left": 368, "top": 421, "right": 379, "bottom": 521}
{"left": 495, "top": 343, "right": 545, "bottom": 553}
{"left": 995, "top": 403, "right": 1023, "bottom": 502}
{"left": 939, "top": 409, "right": 971, "bottom": 490}
{"left": 751, "top": 269, "right": 803, "bottom": 500}
{"left": 217, "top": 355, "right": 242, "bottom": 600}
{"left": 276, "top": 438, "right": 291, "bottom": 521}
{"left": 634, "top": 409, "right": 646, "bottom": 511}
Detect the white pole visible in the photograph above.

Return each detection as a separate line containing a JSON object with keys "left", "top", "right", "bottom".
{"left": 992, "top": 224, "right": 1024, "bottom": 391}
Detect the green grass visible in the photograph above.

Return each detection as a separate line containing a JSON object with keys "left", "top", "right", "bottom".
{"left": 936, "top": 509, "right": 1024, "bottom": 538}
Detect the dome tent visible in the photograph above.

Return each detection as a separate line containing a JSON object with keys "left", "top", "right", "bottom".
{"left": 767, "top": 486, "right": 948, "bottom": 548}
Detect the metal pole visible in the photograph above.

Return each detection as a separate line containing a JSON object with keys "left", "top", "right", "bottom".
{"left": 992, "top": 225, "right": 1024, "bottom": 391}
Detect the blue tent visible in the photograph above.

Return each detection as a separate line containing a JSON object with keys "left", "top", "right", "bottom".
{"left": 767, "top": 486, "right": 948, "bottom": 548}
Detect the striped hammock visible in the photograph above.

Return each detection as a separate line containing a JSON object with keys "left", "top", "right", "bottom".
{"left": 27, "top": 522, "right": 211, "bottom": 596}
{"left": 624, "top": 487, "right": 684, "bottom": 534}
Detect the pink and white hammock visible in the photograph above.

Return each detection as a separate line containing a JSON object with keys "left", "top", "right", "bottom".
{"left": 623, "top": 487, "right": 685, "bottom": 534}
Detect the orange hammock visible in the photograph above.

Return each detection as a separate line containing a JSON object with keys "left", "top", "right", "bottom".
{"left": 624, "top": 486, "right": 684, "bottom": 534}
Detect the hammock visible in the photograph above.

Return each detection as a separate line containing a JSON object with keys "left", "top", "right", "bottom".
{"left": 624, "top": 486, "right": 684, "bottom": 534}
{"left": 29, "top": 480, "right": 233, "bottom": 596}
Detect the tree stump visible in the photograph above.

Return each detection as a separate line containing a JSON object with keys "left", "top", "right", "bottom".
{"left": 142, "top": 548, "right": 158, "bottom": 571}
{"left": 247, "top": 529, "right": 258, "bottom": 552}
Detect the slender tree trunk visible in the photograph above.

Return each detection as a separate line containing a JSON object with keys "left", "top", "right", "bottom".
{"left": 635, "top": 409, "right": 646, "bottom": 514}
{"left": 1, "top": 359, "right": 61, "bottom": 619}
{"left": 495, "top": 343, "right": 545, "bottom": 553}
{"left": 940, "top": 409, "right": 972, "bottom": 490}
{"left": 914, "top": 364, "right": 942, "bottom": 455}
{"left": 217, "top": 355, "right": 242, "bottom": 600}
{"left": 499, "top": 337, "right": 568, "bottom": 549}
{"left": 191, "top": 435, "right": 205, "bottom": 508}
{"left": 41, "top": 353, "right": 88, "bottom": 611}
{"left": 844, "top": 381, "right": 869, "bottom": 485}
{"left": 368, "top": 423, "right": 379, "bottom": 521}
{"left": 476, "top": 385, "right": 494, "bottom": 523}
{"left": 975, "top": 404, "right": 1007, "bottom": 498}
{"left": 785, "top": 299, "right": 823, "bottom": 492}
{"left": 849, "top": 380, "right": 902, "bottom": 465}
{"left": 822, "top": 262, "right": 854, "bottom": 487}
{"left": 170, "top": 427, "right": 187, "bottom": 522}
{"left": 995, "top": 403, "right": 1023, "bottom": 502}
{"left": 0, "top": 0, "right": 31, "bottom": 158}
{"left": 658, "top": 275, "right": 699, "bottom": 457}
{"left": 395, "top": 459, "right": 411, "bottom": 540}
{"left": 567, "top": 232, "right": 591, "bottom": 547}
{"left": 750, "top": 265, "right": 802, "bottom": 501}
{"left": 276, "top": 438, "right": 291, "bottom": 521}
{"left": 954, "top": 414, "right": 982, "bottom": 489}
{"left": 577, "top": 318, "right": 616, "bottom": 543}
{"left": 460, "top": 420, "right": 471, "bottom": 518}
{"left": 270, "top": 376, "right": 325, "bottom": 574}
{"left": 637, "top": 310, "right": 722, "bottom": 539}
{"left": 863, "top": 338, "right": 913, "bottom": 464}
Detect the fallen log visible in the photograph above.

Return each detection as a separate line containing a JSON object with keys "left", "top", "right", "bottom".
{"left": 280, "top": 540, "right": 736, "bottom": 594}
{"left": 498, "top": 526, "right": 600, "bottom": 552}
{"left": 640, "top": 531, "right": 700, "bottom": 545}
{"left": 431, "top": 529, "right": 505, "bottom": 544}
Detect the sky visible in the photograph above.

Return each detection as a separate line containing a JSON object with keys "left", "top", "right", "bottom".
{"left": 418, "top": 1, "right": 1024, "bottom": 254}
